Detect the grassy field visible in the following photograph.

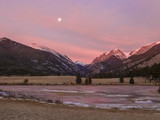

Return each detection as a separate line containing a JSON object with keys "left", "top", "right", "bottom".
{"left": 0, "top": 99, "right": 160, "bottom": 120}
{"left": 0, "top": 76, "right": 157, "bottom": 86}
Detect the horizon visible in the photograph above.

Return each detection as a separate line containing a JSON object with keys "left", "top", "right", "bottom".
{"left": 1, "top": 0, "right": 160, "bottom": 63}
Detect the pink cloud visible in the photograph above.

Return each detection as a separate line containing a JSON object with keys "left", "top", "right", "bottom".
{"left": 1, "top": 0, "right": 160, "bottom": 63}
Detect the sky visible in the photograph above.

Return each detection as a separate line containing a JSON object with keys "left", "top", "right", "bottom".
{"left": 0, "top": 0, "right": 160, "bottom": 63}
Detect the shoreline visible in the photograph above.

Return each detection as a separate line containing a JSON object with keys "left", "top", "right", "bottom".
{"left": 0, "top": 98, "right": 159, "bottom": 112}
{"left": 0, "top": 89, "right": 160, "bottom": 112}
{"left": 0, "top": 83, "right": 159, "bottom": 86}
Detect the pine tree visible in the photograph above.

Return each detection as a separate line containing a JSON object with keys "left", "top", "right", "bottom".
{"left": 89, "top": 76, "right": 92, "bottom": 84}
{"left": 129, "top": 77, "right": 134, "bottom": 84}
{"left": 119, "top": 77, "right": 124, "bottom": 83}
{"left": 85, "top": 74, "right": 89, "bottom": 85}
{"left": 76, "top": 73, "right": 82, "bottom": 84}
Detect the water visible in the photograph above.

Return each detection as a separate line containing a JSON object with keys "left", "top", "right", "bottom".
{"left": 0, "top": 85, "right": 160, "bottom": 110}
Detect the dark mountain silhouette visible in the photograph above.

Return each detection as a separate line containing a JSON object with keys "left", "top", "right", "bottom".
{"left": 0, "top": 37, "right": 78, "bottom": 75}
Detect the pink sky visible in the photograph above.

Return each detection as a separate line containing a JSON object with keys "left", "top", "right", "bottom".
{"left": 1, "top": 0, "right": 160, "bottom": 63}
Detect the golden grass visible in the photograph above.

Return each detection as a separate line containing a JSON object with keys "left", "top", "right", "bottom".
{"left": 0, "top": 76, "right": 156, "bottom": 85}
{"left": 92, "top": 77, "right": 153, "bottom": 85}
{"left": 1, "top": 99, "right": 159, "bottom": 120}
{"left": 0, "top": 76, "right": 78, "bottom": 84}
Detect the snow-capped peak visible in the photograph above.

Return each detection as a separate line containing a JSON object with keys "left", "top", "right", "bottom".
{"left": 109, "top": 49, "right": 127, "bottom": 59}
{"left": 29, "top": 43, "right": 60, "bottom": 57}
{"left": 92, "top": 49, "right": 126, "bottom": 64}
{"left": 129, "top": 41, "right": 160, "bottom": 56}
{"left": 74, "top": 61, "right": 88, "bottom": 66}
{"left": 29, "top": 43, "right": 78, "bottom": 70}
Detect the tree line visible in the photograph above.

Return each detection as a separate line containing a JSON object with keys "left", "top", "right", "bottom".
{"left": 93, "top": 63, "right": 160, "bottom": 83}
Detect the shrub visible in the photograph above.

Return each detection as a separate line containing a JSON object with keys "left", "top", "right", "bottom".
{"left": 47, "top": 99, "right": 53, "bottom": 103}
{"left": 23, "top": 79, "right": 29, "bottom": 85}
{"left": 55, "top": 99, "right": 63, "bottom": 104}
{"left": 129, "top": 77, "right": 134, "bottom": 84}
{"left": 119, "top": 77, "right": 124, "bottom": 83}
{"left": 76, "top": 73, "right": 82, "bottom": 84}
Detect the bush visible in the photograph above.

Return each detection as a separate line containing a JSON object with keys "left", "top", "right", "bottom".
{"left": 129, "top": 77, "right": 134, "bottom": 84}
{"left": 119, "top": 77, "right": 124, "bottom": 83}
{"left": 55, "top": 99, "right": 63, "bottom": 104}
{"left": 23, "top": 79, "right": 29, "bottom": 85}
{"left": 76, "top": 73, "right": 82, "bottom": 84}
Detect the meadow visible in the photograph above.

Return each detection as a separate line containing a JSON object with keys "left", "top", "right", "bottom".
{"left": 0, "top": 76, "right": 157, "bottom": 86}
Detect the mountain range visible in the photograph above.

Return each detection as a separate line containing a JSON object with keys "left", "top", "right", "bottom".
{"left": 89, "top": 41, "right": 160, "bottom": 75}
{"left": 0, "top": 37, "right": 160, "bottom": 76}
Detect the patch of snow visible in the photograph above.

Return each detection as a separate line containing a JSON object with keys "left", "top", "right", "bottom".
{"left": 29, "top": 43, "right": 60, "bottom": 58}
{"left": 74, "top": 61, "right": 88, "bottom": 66}
{"left": 129, "top": 41, "right": 160, "bottom": 56}
{"left": 135, "top": 100, "right": 153, "bottom": 104}
{"left": 42, "top": 89, "right": 95, "bottom": 94}
{"left": 64, "top": 101, "right": 90, "bottom": 107}
{"left": 106, "top": 94, "right": 131, "bottom": 97}
{"left": 42, "top": 89, "right": 79, "bottom": 93}
{"left": 0, "top": 91, "right": 8, "bottom": 96}
{"left": 92, "top": 49, "right": 126, "bottom": 64}
{"left": 29, "top": 43, "right": 77, "bottom": 72}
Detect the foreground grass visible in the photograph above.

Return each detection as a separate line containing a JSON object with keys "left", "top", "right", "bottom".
{"left": 0, "top": 98, "right": 159, "bottom": 120}
{"left": 0, "top": 76, "right": 157, "bottom": 86}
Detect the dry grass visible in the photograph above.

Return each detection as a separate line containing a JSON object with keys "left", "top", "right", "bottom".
{"left": 0, "top": 99, "right": 160, "bottom": 120}
{"left": 0, "top": 76, "right": 156, "bottom": 85}
{"left": 92, "top": 77, "right": 155, "bottom": 85}
{"left": 0, "top": 76, "right": 78, "bottom": 85}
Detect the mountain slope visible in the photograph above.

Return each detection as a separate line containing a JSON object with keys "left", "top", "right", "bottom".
{"left": 89, "top": 55, "right": 124, "bottom": 74}
{"left": 129, "top": 41, "right": 160, "bottom": 56}
{"left": 88, "top": 49, "right": 126, "bottom": 74}
{"left": 74, "top": 61, "right": 88, "bottom": 66}
{"left": 29, "top": 43, "right": 78, "bottom": 73}
{"left": 89, "top": 41, "right": 160, "bottom": 75}
{"left": 116, "top": 43, "right": 160, "bottom": 73}
{"left": 91, "top": 49, "right": 126, "bottom": 64}
{"left": 0, "top": 37, "right": 78, "bottom": 75}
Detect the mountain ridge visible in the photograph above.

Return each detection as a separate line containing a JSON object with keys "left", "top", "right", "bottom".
{"left": 1, "top": 37, "right": 160, "bottom": 76}
{"left": 0, "top": 37, "right": 78, "bottom": 75}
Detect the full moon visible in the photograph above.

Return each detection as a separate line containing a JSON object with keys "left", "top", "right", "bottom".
{"left": 58, "top": 18, "right": 62, "bottom": 22}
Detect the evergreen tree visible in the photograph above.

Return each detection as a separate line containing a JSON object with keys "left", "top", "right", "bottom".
{"left": 89, "top": 76, "right": 92, "bottom": 84}
{"left": 129, "top": 77, "right": 134, "bottom": 84}
{"left": 76, "top": 73, "right": 82, "bottom": 84}
{"left": 85, "top": 74, "right": 89, "bottom": 85}
{"left": 119, "top": 77, "right": 124, "bottom": 83}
